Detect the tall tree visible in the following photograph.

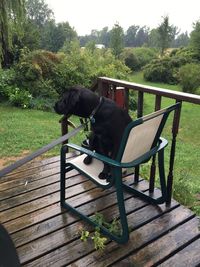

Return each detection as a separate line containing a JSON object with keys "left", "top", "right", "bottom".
{"left": 26, "top": 0, "right": 54, "bottom": 27}
{"left": 135, "top": 26, "right": 149, "bottom": 47}
{"left": 172, "top": 32, "right": 189, "bottom": 48}
{"left": 125, "top": 25, "right": 139, "bottom": 47}
{"left": 190, "top": 21, "right": 200, "bottom": 57}
{"left": 148, "top": 28, "right": 160, "bottom": 48}
{"left": 110, "top": 23, "right": 124, "bottom": 58}
{"left": 157, "top": 16, "right": 178, "bottom": 55}
{"left": 0, "top": 0, "right": 25, "bottom": 67}
{"left": 41, "top": 21, "right": 77, "bottom": 52}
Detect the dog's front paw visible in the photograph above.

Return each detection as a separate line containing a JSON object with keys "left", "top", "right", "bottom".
{"left": 83, "top": 155, "right": 92, "bottom": 165}
{"left": 98, "top": 171, "right": 107, "bottom": 180}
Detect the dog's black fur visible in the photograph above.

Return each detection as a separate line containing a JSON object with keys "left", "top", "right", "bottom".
{"left": 54, "top": 86, "right": 132, "bottom": 179}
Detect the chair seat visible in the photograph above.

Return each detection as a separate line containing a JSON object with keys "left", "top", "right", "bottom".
{"left": 68, "top": 154, "right": 109, "bottom": 186}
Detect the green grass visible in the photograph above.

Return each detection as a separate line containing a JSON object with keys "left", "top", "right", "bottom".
{"left": 0, "top": 72, "right": 199, "bottom": 215}
{"left": 130, "top": 72, "right": 200, "bottom": 215}
{"left": 0, "top": 103, "right": 86, "bottom": 160}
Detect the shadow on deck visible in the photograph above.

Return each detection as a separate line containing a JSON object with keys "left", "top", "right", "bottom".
{"left": 0, "top": 153, "right": 200, "bottom": 267}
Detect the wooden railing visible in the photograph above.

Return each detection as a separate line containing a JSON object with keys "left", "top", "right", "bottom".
{"left": 94, "top": 77, "right": 200, "bottom": 205}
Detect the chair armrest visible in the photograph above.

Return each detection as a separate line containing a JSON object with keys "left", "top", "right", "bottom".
{"left": 67, "top": 143, "right": 122, "bottom": 167}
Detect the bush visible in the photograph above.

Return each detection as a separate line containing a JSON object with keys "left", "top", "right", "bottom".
{"left": 2, "top": 46, "right": 131, "bottom": 110}
{"left": 122, "top": 47, "right": 158, "bottom": 71}
{"left": 143, "top": 57, "right": 177, "bottom": 84}
{"left": 14, "top": 50, "right": 60, "bottom": 99}
{"left": 143, "top": 47, "right": 200, "bottom": 85}
{"left": 8, "top": 88, "right": 32, "bottom": 108}
{"left": 179, "top": 63, "right": 200, "bottom": 93}
{"left": 54, "top": 48, "right": 131, "bottom": 94}
{"left": 0, "top": 69, "right": 16, "bottom": 100}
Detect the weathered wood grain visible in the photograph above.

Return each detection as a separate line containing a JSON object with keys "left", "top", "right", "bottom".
{"left": 114, "top": 217, "right": 200, "bottom": 267}
{"left": 67, "top": 206, "right": 193, "bottom": 267}
{"left": 160, "top": 237, "right": 200, "bottom": 267}
{"left": 0, "top": 154, "right": 199, "bottom": 267}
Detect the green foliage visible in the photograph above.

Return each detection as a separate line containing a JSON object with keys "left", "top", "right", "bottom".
{"left": 91, "top": 229, "right": 107, "bottom": 251}
{"left": 40, "top": 21, "right": 77, "bottom": 52}
{"left": 1, "top": 46, "right": 130, "bottom": 110}
{"left": 80, "top": 229, "right": 90, "bottom": 242}
{"left": 143, "top": 47, "right": 199, "bottom": 85}
{"left": 14, "top": 49, "right": 60, "bottom": 99}
{"left": 110, "top": 23, "right": 124, "bottom": 58}
{"left": 179, "top": 63, "right": 200, "bottom": 93}
{"left": 0, "top": 69, "right": 16, "bottom": 99}
{"left": 122, "top": 47, "right": 158, "bottom": 71}
{"left": 143, "top": 57, "right": 177, "bottom": 84}
{"left": 190, "top": 20, "right": 200, "bottom": 58}
{"left": 26, "top": 0, "right": 54, "bottom": 27}
{"left": 79, "top": 212, "right": 121, "bottom": 251}
{"left": 0, "top": 0, "right": 25, "bottom": 67}
{"left": 8, "top": 88, "right": 32, "bottom": 108}
{"left": 55, "top": 46, "right": 130, "bottom": 94}
{"left": 157, "top": 16, "right": 178, "bottom": 56}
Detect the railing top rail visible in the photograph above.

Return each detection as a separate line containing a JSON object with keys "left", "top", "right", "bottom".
{"left": 98, "top": 77, "right": 200, "bottom": 105}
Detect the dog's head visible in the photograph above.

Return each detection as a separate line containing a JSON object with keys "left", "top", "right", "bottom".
{"left": 54, "top": 87, "right": 81, "bottom": 116}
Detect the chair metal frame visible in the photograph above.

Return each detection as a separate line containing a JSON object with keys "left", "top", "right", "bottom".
{"left": 60, "top": 102, "right": 181, "bottom": 244}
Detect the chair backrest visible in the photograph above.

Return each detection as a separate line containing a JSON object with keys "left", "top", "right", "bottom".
{"left": 118, "top": 103, "right": 180, "bottom": 163}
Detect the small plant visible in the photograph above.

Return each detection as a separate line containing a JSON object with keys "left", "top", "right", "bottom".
{"left": 91, "top": 228, "right": 107, "bottom": 251}
{"left": 80, "top": 229, "right": 90, "bottom": 242}
{"left": 79, "top": 212, "right": 121, "bottom": 251}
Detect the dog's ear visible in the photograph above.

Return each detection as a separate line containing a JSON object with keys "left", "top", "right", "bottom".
{"left": 64, "top": 87, "right": 81, "bottom": 112}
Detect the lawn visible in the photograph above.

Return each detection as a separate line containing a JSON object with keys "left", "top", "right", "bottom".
{"left": 0, "top": 72, "right": 199, "bottom": 215}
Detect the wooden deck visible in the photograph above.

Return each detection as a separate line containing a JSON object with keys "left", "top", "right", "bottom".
{"left": 0, "top": 153, "right": 200, "bottom": 267}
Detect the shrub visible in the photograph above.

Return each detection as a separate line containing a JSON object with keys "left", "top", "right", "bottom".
{"left": 179, "top": 63, "right": 200, "bottom": 93}
{"left": 54, "top": 48, "right": 131, "bottom": 94}
{"left": 8, "top": 88, "right": 32, "bottom": 108}
{"left": 14, "top": 50, "right": 60, "bottom": 101}
{"left": 122, "top": 47, "right": 158, "bottom": 71}
{"left": 0, "top": 69, "right": 16, "bottom": 100}
{"left": 143, "top": 57, "right": 177, "bottom": 84}
{"left": 2, "top": 46, "right": 131, "bottom": 110}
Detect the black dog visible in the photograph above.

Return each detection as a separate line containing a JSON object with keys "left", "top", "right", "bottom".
{"left": 54, "top": 86, "right": 132, "bottom": 179}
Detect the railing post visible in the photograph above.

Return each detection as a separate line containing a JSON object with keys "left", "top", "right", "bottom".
{"left": 149, "top": 95, "right": 162, "bottom": 193}
{"left": 166, "top": 100, "right": 182, "bottom": 205}
{"left": 59, "top": 116, "right": 69, "bottom": 150}
{"left": 134, "top": 91, "right": 144, "bottom": 183}
{"left": 124, "top": 87, "right": 129, "bottom": 112}
{"left": 98, "top": 79, "right": 111, "bottom": 98}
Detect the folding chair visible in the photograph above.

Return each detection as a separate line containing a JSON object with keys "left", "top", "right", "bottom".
{"left": 60, "top": 102, "right": 181, "bottom": 244}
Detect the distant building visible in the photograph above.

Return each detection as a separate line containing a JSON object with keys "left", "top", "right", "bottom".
{"left": 95, "top": 44, "right": 105, "bottom": 49}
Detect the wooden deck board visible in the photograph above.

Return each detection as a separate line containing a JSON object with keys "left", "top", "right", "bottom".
{"left": 0, "top": 154, "right": 199, "bottom": 267}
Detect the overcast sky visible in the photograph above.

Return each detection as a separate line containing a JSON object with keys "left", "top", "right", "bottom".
{"left": 45, "top": 0, "right": 200, "bottom": 35}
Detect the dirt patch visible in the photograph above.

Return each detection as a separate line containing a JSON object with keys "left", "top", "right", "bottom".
{"left": 0, "top": 150, "right": 31, "bottom": 169}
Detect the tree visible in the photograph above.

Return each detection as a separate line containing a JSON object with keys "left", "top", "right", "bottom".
{"left": 148, "top": 28, "right": 160, "bottom": 48}
{"left": 110, "top": 23, "right": 124, "bottom": 58}
{"left": 157, "top": 16, "right": 178, "bottom": 55}
{"left": 172, "top": 32, "right": 189, "bottom": 48}
{"left": 26, "top": 0, "right": 54, "bottom": 27}
{"left": 0, "top": 0, "right": 25, "bottom": 67}
{"left": 190, "top": 21, "right": 200, "bottom": 57}
{"left": 135, "top": 26, "right": 149, "bottom": 47}
{"left": 99, "top": 27, "right": 110, "bottom": 47}
{"left": 41, "top": 21, "right": 77, "bottom": 52}
{"left": 125, "top": 25, "right": 139, "bottom": 47}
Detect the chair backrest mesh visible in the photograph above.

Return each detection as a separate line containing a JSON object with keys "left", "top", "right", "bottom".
{"left": 121, "top": 111, "right": 165, "bottom": 163}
